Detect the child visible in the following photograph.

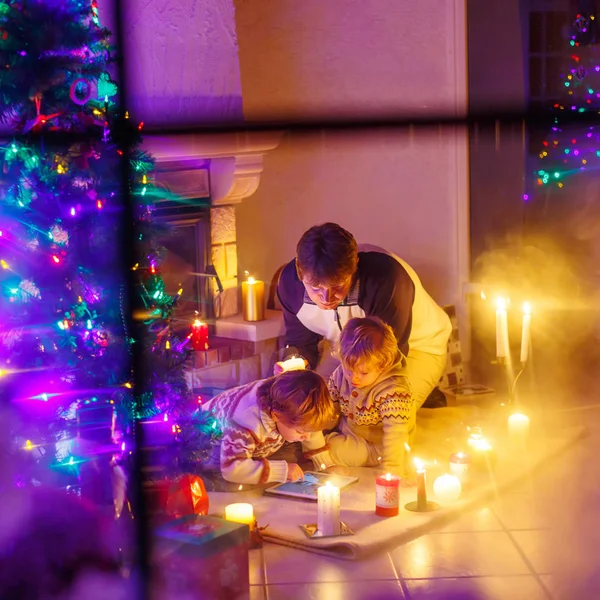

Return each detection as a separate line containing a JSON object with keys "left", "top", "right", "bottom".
{"left": 327, "top": 317, "right": 415, "bottom": 476}
{"left": 201, "top": 370, "right": 337, "bottom": 485}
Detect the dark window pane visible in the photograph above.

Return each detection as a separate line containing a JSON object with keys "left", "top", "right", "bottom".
{"left": 530, "top": 11, "right": 544, "bottom": 52}
{"left": 546, "top": 11, "right": 568, "bottom": 52}
{"left": 530, "top": 56, "right": 543, "bottom": 97}
{"left": 546, "top": 55, "right": 566, "bottom": 96}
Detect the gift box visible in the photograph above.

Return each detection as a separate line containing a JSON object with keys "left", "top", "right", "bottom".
{"left": 166, "top": 474, "right": 209, "bottom": 518}
{"left": 152, "top": 515, "right": 250, "bottom": 600}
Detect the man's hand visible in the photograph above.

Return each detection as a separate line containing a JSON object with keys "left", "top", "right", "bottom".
{"left": 286, "top": 463, "right": 305, "bottom": 482}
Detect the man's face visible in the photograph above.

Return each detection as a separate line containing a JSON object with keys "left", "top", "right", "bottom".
{"left": 301, "top": 274, "right": 353, "bottom": 310}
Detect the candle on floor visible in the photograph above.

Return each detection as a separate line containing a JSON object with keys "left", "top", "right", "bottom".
{"left": 433, "top": 474, "right": 462, "bottom": 503}
{"left": 449, "top": 452, "right": 471, "bottom": 482}
{"left": 225, "top": 502, "right": 254, "bottom": 526}
{"left": 520, "top": 302, "right": 532, "bottom": 364}
{"left": 279, "top": 356, "right": 306, "bottom": 372}
{"left": 414, "top": 458, "right": 428, "bottom": 511}
{"left": 508, "top": 413, "right": 530, "bottom": 445}
{"left": 495, "top": 297, "right": 509, "bottom": 359}
{"left": 375, "top": 473, "right": 401, "bottom": 517}
{"left": 241, "top": 273, "right": 265, "bottom": 322}
{"left": 317, "top": 481, "right": 341, "bottom": 536}
{"left": 189, "top": 318, "right": 209, "bottom": 351}
{"left": 467, "top": 427, "right": 484, "bottom": 450}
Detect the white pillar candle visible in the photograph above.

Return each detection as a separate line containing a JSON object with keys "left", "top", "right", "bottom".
{"left": 225, "top": 503, "right": 254, "bottom": 526}
{"left": 495, "top": 297, "right": 509, "bottom": 358}
{"left": 280, "top": 356, "right": 306, "bottom": 372}
{"left": 508, "top": 413, "right": 530, "bottom": 444}
{"left": 520, "top": 302, "right": 531, "bottom": 364}
{"left": 433, "top": 474, "right": 462, "bottom": 503}
{"left": 317, "top": 481, "right": 341, "bottom": 536}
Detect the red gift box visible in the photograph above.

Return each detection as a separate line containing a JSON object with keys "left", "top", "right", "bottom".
{"left": 152, "top": 515, "right": 250, "bottom": 600}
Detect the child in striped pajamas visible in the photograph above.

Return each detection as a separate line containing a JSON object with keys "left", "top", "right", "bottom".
{"left": 201, "top": 370, "right": 338, "bottom": 485}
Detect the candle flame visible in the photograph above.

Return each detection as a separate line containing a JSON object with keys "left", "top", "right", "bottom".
{"left": 325, "top": 480, "right": 332, "bottom": 487}
{"left": 247, "top": 276, "right": 256, "bottom": 284}
{"left": 385, "top": 473, "right": 392, "bottom": 481}
{"left": 472, "top": 438, "right": 493, "bottom": 451}
{"left": 523, "top": 302, "right": 531, "bottom": 315}
{"left": 414, "top": 457, "right": 424, "bottom": 471}
{"left": 193, "top": 319, "right": 203, "bottom": 327}
{"left": 495, "top": 296, "right": 506, "bottom": 310}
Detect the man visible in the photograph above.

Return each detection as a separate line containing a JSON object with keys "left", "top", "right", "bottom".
{"left": 275, "top": 222, "right": 451, "bottom": 408}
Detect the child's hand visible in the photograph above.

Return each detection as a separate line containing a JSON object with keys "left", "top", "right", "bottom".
{"left": 286, "top": 463, "right": 305, "bottom": 481}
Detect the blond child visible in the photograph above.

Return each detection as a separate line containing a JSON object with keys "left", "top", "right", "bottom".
{"left": 327, "top": 317, "right": 415, "bottom": 476}
{"left": 201, "top": 370, "right": 337, "bottom": 485}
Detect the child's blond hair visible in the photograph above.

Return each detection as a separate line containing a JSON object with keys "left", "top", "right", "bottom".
{"left": 257, "top": 370, "right": 338, "bottom": 430}
{"left": 338, "top": 317, "right": 401, "bottom": 372}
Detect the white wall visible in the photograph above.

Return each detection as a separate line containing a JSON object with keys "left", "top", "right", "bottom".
{"left": 234, "top": 0, "right": 469, "bottom": 311}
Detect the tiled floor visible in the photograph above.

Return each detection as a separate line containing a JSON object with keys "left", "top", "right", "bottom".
{"left": 245, "top": 395, "right": 600, "bottom": 600}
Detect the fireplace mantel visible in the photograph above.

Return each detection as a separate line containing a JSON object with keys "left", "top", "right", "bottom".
{"left": 143, "top": 132, "right": 282, "bottom": 205}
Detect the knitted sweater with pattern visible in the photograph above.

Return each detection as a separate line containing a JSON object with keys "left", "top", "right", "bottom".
{"left": 328, "top": 360, "right": 415, "bottom": 473}
{"left": 201, "top": 379, "right": 335, "bottom": 485}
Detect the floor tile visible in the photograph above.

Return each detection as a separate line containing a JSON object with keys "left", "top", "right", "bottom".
{"left": 249, "top": 585, "right": 266, "bottom": 600}
{"left": 263, "top": 544, "right": 396, "bottom": 584}
{"left": 541, "top": 574, "right": 600, "bottom": 600}
{"left": 249, "top": 548, "right": 265, "bottom": 585}
{"left": 491, "top": 494, "right": 553, "bottom": 530}
{"left": 266, "top": 581, "right": 406, "bottom": 600}
{"left": 436, "top": 507, "right": 503, "bottom": 533}
{"left": 510, "top": 530, "right": 580, "bottom": 575}
{"left": 390, "top": 531, "right": 530, "bottom": 578}
{"left": 405, "top": 575, "right": 548, "bottom": 600}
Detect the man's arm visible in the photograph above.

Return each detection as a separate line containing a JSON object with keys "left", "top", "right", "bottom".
{"left": 359, "top": 253, "right": 415, "bottom": 355}
{"left": 276, "top": 260, "right": 322, "bottom": 369}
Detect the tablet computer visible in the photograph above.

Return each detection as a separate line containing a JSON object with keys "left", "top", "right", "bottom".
{"left": 264, "top": 471, "right": 358, "bottom": 501}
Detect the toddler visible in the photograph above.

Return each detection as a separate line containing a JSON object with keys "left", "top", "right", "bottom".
{"left": 201, "top": 370, "right": 337, "bottom": 485}
{"left": 327, "top": 317, "right": 415, "bottom": 476}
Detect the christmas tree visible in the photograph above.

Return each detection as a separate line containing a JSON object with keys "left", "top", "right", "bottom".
{"left": 0, "top": 0, "right": 200, "bottom": 499}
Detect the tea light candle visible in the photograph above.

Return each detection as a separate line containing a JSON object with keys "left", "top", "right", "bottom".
{"left": 467, "top": 427, "right": 484, "bottom": 450}
{"left": 225, "top": 502, "right": 254, "bottom": 526}
{"left": 414, "top": 458, "right": 428, "bottom": 511}
{"left": 189, "top": 319, "right": 209, "bottom": 351}
{"left": 375, "top": 473, "right": 400, "bottom": 517}
{"left": 280, "top": 356, "right": 306, "bottom": 372}
{"left": 495, "top": 297, "right": 509, "bottom": 359}
{"left": 449, "top": 452, "right": 471, "bottom": 481}
{"left": 508, "top": 413, "right": 530, "bottom": 444}
{"left": 520, "top": 302, "right": 532, "bottom": 364}
{"left": 317, "top": 481, "right": 341, "bottom": 536}
{"left": 433, "top": 474, "right": 462, "bottom": 503}
{"left": 241, "top": 274, "right": 265, "bottom": 322}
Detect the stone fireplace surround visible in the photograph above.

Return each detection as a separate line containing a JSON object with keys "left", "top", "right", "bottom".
{"left": 143, "top": 133, "right": 285, "bottom": 393}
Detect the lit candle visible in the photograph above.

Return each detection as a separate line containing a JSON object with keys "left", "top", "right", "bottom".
{"left": 189, "top": 319, "right": 209, "bottom": 351}
{"left": 433, "top": 474, "right": 462, "bottom": 503}
{"left": 520, "top": 302, "right": 531, "bottom": 364}
{"left": 495, "top": 297, "right": 509, "bottom": 358}
{"left": 508, "top": 413, "right": 530, "bottom": 445}
{"left": 414, "top": 458, "right": 428, "bottom": 511}
{"left": 449, "top": 452, "right": 471, "bottom": 482}
{"left": 280, "top": 356, "right": 306, "bottom": 372}
{"left": 317, "top": 481, "right": 341, "bottom": 536}
{"left": 467, "top": 427, "right": 484, "bottom": 450}
{"left": 241, "top": 273, "right": 265, "bottom": 322}
{"left": 375, "top": 473, "right": 401, "bottom": 517}
{"left": 225, "top": 502, "right": 254, "bottom": 526}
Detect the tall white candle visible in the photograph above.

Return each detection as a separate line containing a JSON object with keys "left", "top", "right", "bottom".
{"left": 317, "top": 482, "right": 341, "bottom": 536}
{"left": 495, "top": 297, "right": 509, "bottom": 358}
{"left": 520, "top": 302, "right": 531, "bottom": 364}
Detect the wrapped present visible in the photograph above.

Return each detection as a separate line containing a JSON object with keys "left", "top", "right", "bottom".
{"left": 152, "top": 515, "right": 250, "bottom": 600}
{"left": 166, "top": 474, "right": 209, "bottom": 518}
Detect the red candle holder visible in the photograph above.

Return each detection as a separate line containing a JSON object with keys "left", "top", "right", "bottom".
{"left": 375, "top": 474, "right": 401, "bottom": 517}
{"left": 189, "top": 319, "right": 209, "bottom": 351}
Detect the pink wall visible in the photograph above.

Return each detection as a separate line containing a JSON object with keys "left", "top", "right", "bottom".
{"left": 100, "top": 0, "right": 243, "bottom": 125}
{"left": 234, "top": 0, "right": 469, "bottom": 310}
